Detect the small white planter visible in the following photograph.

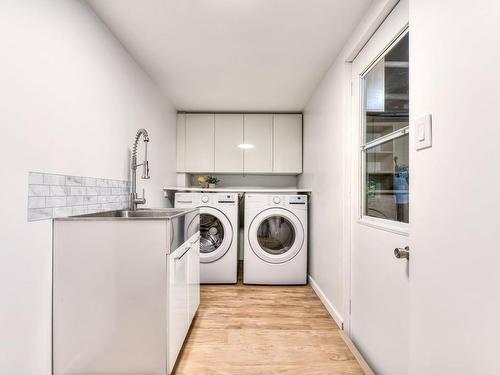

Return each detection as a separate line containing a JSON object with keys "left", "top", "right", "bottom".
{"left": 209, "top": 184, "right": 216, "bottom": 189}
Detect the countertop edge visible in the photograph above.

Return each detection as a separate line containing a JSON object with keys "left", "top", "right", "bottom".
{"left": 53, "top": 207, "right": 199, "bottom": 221}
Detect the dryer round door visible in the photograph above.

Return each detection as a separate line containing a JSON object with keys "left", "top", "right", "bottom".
{"left": 199, "top": 207, "right": 233, "bottom": 263}
{"left": 248, "top": 208, "right": 304, "bottom": 264}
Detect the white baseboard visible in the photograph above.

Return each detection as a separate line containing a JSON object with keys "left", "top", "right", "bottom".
{"left": 308, "top": 275, "right": 344, "bottom": 329}
{"left": 309, "top": 275, "right": 375, "bottom": 375}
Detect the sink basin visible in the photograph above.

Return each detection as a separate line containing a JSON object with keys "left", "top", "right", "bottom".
{"left": 65, "top": 208, "right": 195, "bottom": 220}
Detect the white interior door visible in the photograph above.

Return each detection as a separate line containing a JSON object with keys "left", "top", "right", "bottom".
{"left": 349, "top": 2, "right": 409, "bottom": 374}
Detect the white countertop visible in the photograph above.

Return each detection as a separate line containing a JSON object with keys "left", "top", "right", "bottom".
{"left": 163, "top": 186, "right": 312, "bottom": 193}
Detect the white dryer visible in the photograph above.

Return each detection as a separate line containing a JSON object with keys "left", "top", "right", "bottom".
{"left": 244, "top": 194, "right": 308, "bottom": 285}
{"left": 175, "top": 193, "right": 238, "bottom": 284}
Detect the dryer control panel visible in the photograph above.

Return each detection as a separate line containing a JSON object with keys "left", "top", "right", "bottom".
{"left": 287, "top": 195, "right": 307, "bottom": 205}
{"left": 246, "top": 194, "right": 308, "bottom": 209}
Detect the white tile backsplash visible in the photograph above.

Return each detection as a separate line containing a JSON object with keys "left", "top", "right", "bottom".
{"left": 50, "top": 185, "right": 70, "bottom": 196}
{"left": 29, "top": 185, "right": 50, "bottom": 197}
{"left": 65, "top": 176, "right": 83, "bottom": 186}
{"left": 46, "top": 196, "right": 67, "bottom": 208}
{"left": 28, "top": 197, "right": 46, "bottom": 209}
{"left": 43, "top": 174, "right": 66, "bottom": 185}
{"left": 28, "top": 172, "right": 130, "bottom": 221}
{"left": 84, "top": 177, "right": 97, "bottom": 187}
{"left": 69, "top": 186, "right": 85, "bottom": 196}
{"left": 66, "top": 196, "right": 84, "bottom": 206}
{"left": 28, "top": 208, "right": 53, "bottom": 221}
{"left": 53, "top": 207, "right": 73, "bottom": 218}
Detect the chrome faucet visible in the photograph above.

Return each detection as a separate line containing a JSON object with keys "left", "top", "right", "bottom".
{"left": 130, "top": 128, "right": 150, "bottom": 210}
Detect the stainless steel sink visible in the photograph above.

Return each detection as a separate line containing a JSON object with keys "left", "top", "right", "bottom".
{"left": 63, "top": 208, "right": 196, "bottom": 220}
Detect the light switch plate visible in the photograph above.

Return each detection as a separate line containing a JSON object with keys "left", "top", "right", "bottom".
{"left": 415, "top": 114, "right": 432, "bottom": 150}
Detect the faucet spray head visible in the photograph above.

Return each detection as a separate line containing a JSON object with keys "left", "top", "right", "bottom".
{"left": 141, "top": 139, "right": 150, "bottom": 179}
{"left": 142, "top": 161, "right": 150, "bottom": 179}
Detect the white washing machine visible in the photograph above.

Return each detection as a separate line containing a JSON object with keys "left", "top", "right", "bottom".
{"left": 175, "top": 192, "right": 238, "bottom": 284}
{"left": 244, "top": 194, "right": 308, "bottom": 285}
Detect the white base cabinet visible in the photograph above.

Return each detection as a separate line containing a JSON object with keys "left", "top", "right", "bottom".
{"left": 52, "top": 214, "right": 200, "bottom": 375}
{"left": 177, "top": 113, "right": 302, "bottom": 175}
{"left": 167, "top": 233, "right": 200, "bottom": 374}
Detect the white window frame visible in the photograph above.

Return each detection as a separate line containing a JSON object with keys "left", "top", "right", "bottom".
{"left": 358, "top": 27, "right": 409, "bottom": 233}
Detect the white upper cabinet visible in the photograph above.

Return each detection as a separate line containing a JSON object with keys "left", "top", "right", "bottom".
{"left": 244, "top": 114, "right": 273, "bottom": 174}
{"left": 273, "top": 114, "right": 303, "bottom": 174}
{"left": 184, "top": 114, "right": 215, "bottom": 173}
{"left": 176, "top": 113, "right": 186, "bottom": 172}
{"left": 214, "top": 114, "right": 244, "bottom": 173}
{"left": 177, "top": 112, "right": 302, "bottom": 175}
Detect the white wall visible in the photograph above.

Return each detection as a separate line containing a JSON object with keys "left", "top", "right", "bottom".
{"left": 298, "top": 0, "right": 399, "bottom": 325}
{"left": 0, "top": 1, "right": 176, "bottom": 373}
{"left": 409, "top": 1, "right": 500, "bottom": 373}
{"left": 299, "top": 59, "right": 350, "bottom": 323}
{"left": 187, "top": 174, "right": 298, "bottom": 188}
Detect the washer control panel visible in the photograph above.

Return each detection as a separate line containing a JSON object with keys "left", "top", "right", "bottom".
{"left": 216, "top": 194, "right": 237, "bottom": 205}
{"left": 201, "top": 195, "right": 210, "bottom": 203}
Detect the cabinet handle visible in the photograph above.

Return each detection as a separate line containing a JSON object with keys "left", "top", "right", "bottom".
{"left": 174, "top": 245, "right": 190, "bottom": 261}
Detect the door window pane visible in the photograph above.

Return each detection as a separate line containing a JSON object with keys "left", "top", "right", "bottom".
{"left": 364, "top": 33, "right": 409, "bottom": 143}
{"left": 362, "top": 31, "right": 409, "bottom": 224}
{"left": 366, "top": 134, "right": 409, "bottom": 223}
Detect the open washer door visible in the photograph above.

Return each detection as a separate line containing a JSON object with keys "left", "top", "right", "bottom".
{"left": 198, "top": 207, "right": 233, "bottom": 263}
{"left": 248, "top": 208, "right": 304, "bottom": 264}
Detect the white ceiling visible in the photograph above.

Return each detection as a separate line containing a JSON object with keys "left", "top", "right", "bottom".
{"left": 86, "top": 0, "right": 371, "bottom": 111}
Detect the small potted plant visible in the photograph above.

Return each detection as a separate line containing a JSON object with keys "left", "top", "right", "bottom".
{"left": 197, "top": 175, "right": 208, "bottom": 188}
{"left": 206, "top": 176, "right": 220, "bottom": 189}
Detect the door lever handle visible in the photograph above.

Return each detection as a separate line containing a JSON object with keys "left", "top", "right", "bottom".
{"left": 394, "top": 246, "right": 410, "bottom": 260}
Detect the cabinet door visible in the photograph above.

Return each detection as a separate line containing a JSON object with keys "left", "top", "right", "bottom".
{"left": 187, "top": 237, "right": 200, "bottom": 323}
{"left": 185, "top": 114, "right": 214, "bottom": 173}
{"left": 273, "top": 114, "right": 303, "bottom": 174}
{"left": 244, "top": 114, "right": 273, "bottom": 173}
{"left": 214, "top": 114, "right": 244, "bottom": 173}
{"left": 168, "top": 246, "right": 189, "bottom": 374}
{"left": 176, "top": 113, "right": 186, "bottom": 172}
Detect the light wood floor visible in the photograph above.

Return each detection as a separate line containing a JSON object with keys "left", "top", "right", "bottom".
{"left": 173, "top": 274, "right": 365, "bottom": 374}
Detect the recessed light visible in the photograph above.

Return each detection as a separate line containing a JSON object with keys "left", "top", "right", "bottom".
{"left": 237, "top": 143, "right": 254, "bottom": 149}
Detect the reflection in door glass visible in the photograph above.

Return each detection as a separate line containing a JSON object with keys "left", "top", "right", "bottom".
{"left": 257, "top": 216, "right": 295, "bottom": 255}
{"left": 362, "top": 32, "right": 409, "bottom": 223}
{"left": 366, "top": 135, "right": 409, "bottom": 223}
